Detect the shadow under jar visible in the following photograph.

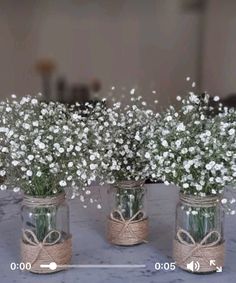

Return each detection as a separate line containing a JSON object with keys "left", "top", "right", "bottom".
{"left": 107, "top": 180, "right": 148, "bottom": 246}
{"left": 21, "top": 192, "right": 72, "bottom": 273}
{"left": 173, "top": 193, "right": 225, "bottom": 273}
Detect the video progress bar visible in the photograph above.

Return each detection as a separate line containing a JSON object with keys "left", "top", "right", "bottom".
{"left": 40, "top": 262, "right": 146, "bottom": 271}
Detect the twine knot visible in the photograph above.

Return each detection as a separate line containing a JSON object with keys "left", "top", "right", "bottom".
{"left": 110, "top": 210, "right": 147, "bottom": 243}
{"left": 22, "top": 229, "right": 61, "bottom": 266}
{"left": 176, "top": 229, "right": 221, "bottom": 266}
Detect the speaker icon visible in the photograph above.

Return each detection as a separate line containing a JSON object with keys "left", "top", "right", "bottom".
{"left": 186, "top": 261, "right": 200, "bottom": 272}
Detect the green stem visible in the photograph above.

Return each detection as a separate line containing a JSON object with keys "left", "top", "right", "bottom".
{"left": 115, "top": 187, "right": 144, "bottom": 220}
{"left": 34, "top": 206, "right": 57, "bottom": 242}
{"left": 187, "top": 206, "right": 218, "bottom": 243}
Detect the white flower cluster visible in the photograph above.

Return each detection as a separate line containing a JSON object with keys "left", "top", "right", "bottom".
{"left": 0, "top": 95, "right": 99, "bottom": 200}
{"left": 154, "top": 92, "right": 236, "bottom": 197}
{"left": 0, "top": 90, "right": 235, "bottom": 205}
{"left": 86, "top": 92, "right": 162, "bottom": 183}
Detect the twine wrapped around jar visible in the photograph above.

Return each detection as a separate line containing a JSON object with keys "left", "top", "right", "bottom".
{"left": 107, "top": 179, "right": 148, "bottom": 245}
{"left": 173, "top": 193, "right": 225, "bottom": 273}
{"left": 22, "top": 192, "right": 66, "bottom": 207}
{"left": 107, "top": 210, "right": 148, "bottom": 245}
{"left": 21, "top": 229, "right": 72, "bottom": 273}
{"left": 113, "top": 180, "right": 145, "bottom": 190}
{"left": 21, "top": 192, "right": 72, "bottom": 274}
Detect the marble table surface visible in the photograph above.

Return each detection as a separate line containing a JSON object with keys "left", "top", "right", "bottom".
{"left": 0, "top": 184, "right": 236, "bottom": 283}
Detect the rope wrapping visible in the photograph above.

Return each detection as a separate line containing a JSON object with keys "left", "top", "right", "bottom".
{"left": 114, "top": 180, "right": 145, "bottom": 190}
{"left": 173, "top": 229, "right": 224, "bottom": 273}
{"left": 21, "top": 229, "right": 72, "bottom": 273}
{"left": 22, "top": 192, "right": 66, "bottom": 208}
{"left": 180, "top": 193, "right": 222, "bottom": 208}
{"left": 107, "top": 210, "right": 148, "bottom": 246}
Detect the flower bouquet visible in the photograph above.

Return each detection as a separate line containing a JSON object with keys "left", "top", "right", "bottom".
{"left": 0, "top": 94, "right": 100, "bottom": 272}
{"left": 154, "top": 92, "right": 236, "bottom": 273}
{"left": 89, "top": 89, "right": 161, "bottom": 245}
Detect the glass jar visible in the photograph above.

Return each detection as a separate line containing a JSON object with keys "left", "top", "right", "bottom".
{"left": 173, "top": 193, "right": 225, "bottom": 273}
{"left": 108, "top": 180, "right": 147, "bottom": 220}
{"left": 107, "top": 180, "right": 148, "bottom": 245}
{"left": 21, "top": 192, "right": 71, "bottom": 273}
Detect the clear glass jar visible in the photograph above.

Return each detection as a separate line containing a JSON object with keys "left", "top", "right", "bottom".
{"left": 21, "top": 192, "right": 70, "bottom": 243}
{"left": 108, "top": 180, "right": 147, "bottom": 220}
{"left": 107, "top": 180, "right": 148, "bottom": 246}
{"left": 174, "top": 193, "right": 225, "bottom": 273}
{"left": 20, "top": 191, "right": 72, "bottom": 273}
{"left": 175, "top": 193, "right": 224, "bottom": 244}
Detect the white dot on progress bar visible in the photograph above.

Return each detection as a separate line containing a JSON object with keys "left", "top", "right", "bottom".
{"left": 49, "top": 262, "right": 57, "bottom": 270}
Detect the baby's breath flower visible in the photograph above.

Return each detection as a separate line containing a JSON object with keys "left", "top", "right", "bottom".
{"left": 154, "top": 91, "right": 236, "bottom": 199}
{"left": 59, "top": 180, "right": 67, "bottom": 187}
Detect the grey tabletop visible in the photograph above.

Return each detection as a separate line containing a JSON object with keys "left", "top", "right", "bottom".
{"left": 0, "top": 184, "right": 235, "bottom": 283}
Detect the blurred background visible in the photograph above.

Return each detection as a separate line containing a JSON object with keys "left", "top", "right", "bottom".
{"left": 0, "top": 0, "right": 236, "bottom": 107}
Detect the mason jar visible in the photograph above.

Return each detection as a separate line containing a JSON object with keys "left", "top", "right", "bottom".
{"left": 173, "top": 193, "right": 225, "bottom": 273}
{"left": 21, "top": 192, "right": 72, "bottom": 273}
{"left": 107, "top": 180, "right": 148, "bottom": 246}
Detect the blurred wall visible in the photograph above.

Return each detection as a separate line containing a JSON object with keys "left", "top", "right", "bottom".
{"left": 0, "top": 1, "right": 41, "bottom": 98}
{"left": 202, "top": 0, "right": 236, "bottom": 98}
{"left": 0, "top": 0, "right": 202, "bottom": 105}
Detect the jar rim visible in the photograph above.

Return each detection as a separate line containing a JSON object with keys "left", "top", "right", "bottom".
{"left": 22, "top": 191, "right": 66, "bottom": 207}
{"left": 179, "top": 192, "right": 222, "bottom": 206}
{"left": 114, "top": 180, "right": 145, "bottom": 189}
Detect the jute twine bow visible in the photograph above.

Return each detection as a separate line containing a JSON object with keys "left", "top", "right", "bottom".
{"left": 176, "top": 228, "right": 222, "bottom": 267}
{"left": 108, "top": 209, "right": 148, "bottom": 245}
{"left": 22, "top": 229, "right": 61, "bottom": 266}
